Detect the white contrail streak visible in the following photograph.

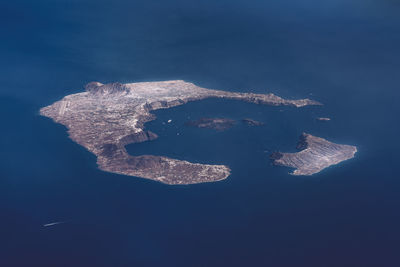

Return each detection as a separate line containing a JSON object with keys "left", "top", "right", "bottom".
{"left": 43, "top": 221, "right": 66, "bottom": 227}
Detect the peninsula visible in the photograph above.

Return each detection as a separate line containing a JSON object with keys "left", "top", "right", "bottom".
{"left": 270, "top": 133, "right": 357, "bottom": 175}
{"left": 40, "top": 80, "right": 321, "bottom": 185}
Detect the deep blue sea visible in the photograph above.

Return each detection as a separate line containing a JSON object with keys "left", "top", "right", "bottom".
{"left": 1, "top": 0, "right": 400, "bottom": 266}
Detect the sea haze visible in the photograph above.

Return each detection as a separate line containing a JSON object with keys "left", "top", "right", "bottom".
{"left": 1, "top": 0, "right": 400, "bottom": 266}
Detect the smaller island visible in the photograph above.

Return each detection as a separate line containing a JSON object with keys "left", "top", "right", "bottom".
{"left": 185, "top": 118, "right": 236, "bottom": 131}
{"left": 242, "top": 118, "right": 265, "bottom": 126}
{"left": 316, "top": 117, "right": 331, "bottom": 122}
{"left": 270, "top": 133, "right": 357, "bottom": 175}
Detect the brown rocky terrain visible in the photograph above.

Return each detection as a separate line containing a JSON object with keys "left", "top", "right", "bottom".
{"left": 271, "top": 133, "right": 357, "bottom": 175}
{"left": 40, "top": 80, "right": 321, "bottom": 184}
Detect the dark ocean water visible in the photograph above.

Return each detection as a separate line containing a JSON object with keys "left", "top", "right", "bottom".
{"left": 1, "top": 0, "right": 400, "bottom": 266}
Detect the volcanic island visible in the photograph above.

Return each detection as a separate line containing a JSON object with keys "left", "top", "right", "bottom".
{"left": 271, "top": 133, "right": 357, "bottom": 175}
{"left": 40, "top": 80, "right": 355, "bottom": 185}
{"left": 185, "top": 117, "right": 236, "bottom": 131}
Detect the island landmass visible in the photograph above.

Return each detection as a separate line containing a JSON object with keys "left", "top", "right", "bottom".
{"left": 270, "top": 133, "right": 357, "bottom": 175}
{"left": 40, "top": 80, "right": 321, "bottom": 185}
{"left": 242, "top": 118, "right": 265, "bottom": 126}
{"left": 185, "top": 118, "right": 236, "bottom": 131}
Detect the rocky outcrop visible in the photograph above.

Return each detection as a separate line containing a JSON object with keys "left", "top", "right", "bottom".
{"left": 271, "top": 133, "right": 357, "bottom": 175}
{"left": 85, "top": 82, "right": 129, "bottom": 96}
{"left": 269, "top": 152, "right": 283, "bottom": 160}
{"left": 100, "top": 143, "right": 120, "bottom": 158}
{"left": 242, "top": 118, "right": 265, "bottom": 126}
{"left": 40, "top": 80, "right": 321, "bottom": 185}
{"left": 119, "top": 131, "right": 158, "bottom": 146}
{"left": 185, "top": 118, "right": 236, "bottom": 131}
